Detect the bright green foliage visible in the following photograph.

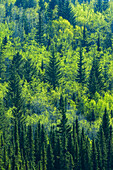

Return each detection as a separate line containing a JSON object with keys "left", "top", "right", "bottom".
{"left": 0, "top": 0, "right": 113, "bottom": 169}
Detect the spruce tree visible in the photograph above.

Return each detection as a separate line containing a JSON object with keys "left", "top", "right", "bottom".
{"left": 76, "top": 47, "right": 85, "bottom": 85}
{"left": 0, "top": 36, "right": 8, "bottom": 82}
{"left": 45, "top": 46, "right": 62, "bottom": 90}
{"left": 88, "top": 56, "right": 104, "bottom": 98}
{"left": 35, "top": 11, "right": 44, "bottom": 45}
{"left": 102, "top": 108, "right": 110, "bottom": 142}
{"left": 91, "top": 139, "right": 98, "bottom": 170}
{"left": 54, "top": 136, "right": 61, "bottom": 170}
{"left": 26, "top": 125, "right": 35, "bottom": 169}
{"left": 57, "top": 94, "right": 71, "bottom": 170}
{"left": 47, "top": 144, "right": 54, "bottom": 170}
{"left": 34, "top": 122, "right": 41, "bottom": 166}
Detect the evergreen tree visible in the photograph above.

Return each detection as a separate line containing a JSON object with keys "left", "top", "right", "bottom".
{"left": 54, "top": 136, "right": 61, "bottom": 170}
{"left": 24, "top": 58, "right": 37, "bottom": 83}
{"left": 91, "top": 139, "right": 98, "bottom": 170}
{"left": 45, "top": 46, "right": 62, "bottom": 90}
{"left": 76, "top": 47, "right": 85, "bottom": 85}
{"left": 26, "top": 125, "right": 35, "bottom": 169}
{"left": 41, "top": 143, "right": 47, "bottom": 170}
{"left": 57, "top": 95, "right": 71, "bottom": 170}
{"left": 47, "top": 144, "right": 54, "bottom": 170}
{"left": 97, "top": 34, "right": 101, "bottom": 52}
{"left": 88, "top": 56, "right": 104, "bottom": 98}
{"left": 35, "top": 11, "right": 44, "bottom": 45}
{"left": 99, "top": 127, "right": 107, "bottom": 169}
{"left": 102, "top": 108, "right": 110, "bottom": 142}
{"left": 34, "top": 122, "right": 41, "bottom": 166}
{"left": 0, "top": 36, "right": 8, "bottom": 82}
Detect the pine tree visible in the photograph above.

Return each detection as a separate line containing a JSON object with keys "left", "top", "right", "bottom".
{"left": 57, "top": 94, "right": 71, "bottom": 170}
{"left": 41, "top": 143, "right": 47, "bottom": 170}
{"left": 13, "top": 119, "right": 22, "bottom": 169}
{"left": 24, "top": 58, "right": 37, "bottom": 83}
{"left": 12, "top": 52, "right": 24, "bottom": 79}
{"left": 91, "top": 139, "right": 98, "bottom": 170}
{"left": 76, "top": 47, "right": 85, "bottom": 85}
{"left": 0, "top": 36, "right": 8, "bottom": 82}
{"left": 35, "top": 11, "right": 44, "bottom": 45}
{"left": 88, "top": 56, "right": 104, "bottom": 98}
{"left": 34, "top": 122, "right": 41, "bottom": 166}
{"left": 45, "top": 46, "right": 62, "bottom": 90}
{"left": 99, "top": 127, "right": 107, "bottom": 169}
{"left": 47, "top": 144, "right": 54, "bottom": 170}
{"left": 102, "top": 108, "right": 110, "bottom": 142}
{"left": 54, "top": 136, "right": 61, "bottom": 170}
{"left": 97, "top": 34, "right": 101, "bottom": 52}
{"left": 26, "top": 125, "right": 35, "bottom": 169}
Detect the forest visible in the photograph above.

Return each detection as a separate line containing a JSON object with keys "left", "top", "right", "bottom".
{"left": 0, "top": 0, "right": 113, "bottom": 169}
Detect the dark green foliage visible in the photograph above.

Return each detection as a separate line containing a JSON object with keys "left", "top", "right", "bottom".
{"left": 102, "top": 108, "right": 110, "bottom": 141}
{"left": 24, "top": 58, "right": 37, "bottom": 83}
{"left": 35, "top": 11, "right": 44, "bottom": 45}
{"left": 45, "top": 47, "right": 62, "bottom": 90}
{"left": 92, "top": 139, "right": 98, "bottom": 170}
{"left": 88, "top": 56, "right": 104, "bottom": 98}
{"left": 47, "top": 144, "right": 54, "bottom": 170}
{"left": 26, "top": 125, "right": 35, "bottom": 169}
{"left": 0, "top": 36, "right": 8, "bottom": 82}
{"left": 95, "top": 0, "right": 102, "bottom": 13}
{"left": 76, "top": 47, "right": 86, "bottom": 85}
{"left": 97, "top": 34, "right": 101, "bottom": 52}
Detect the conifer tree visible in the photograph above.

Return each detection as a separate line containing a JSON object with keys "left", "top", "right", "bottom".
{"left": 92, "top": 139, "right": 98, "bottom": 170}
{"left": 97, "top": 34, "right": 101, "bottom": 52}
{"left": 35, "top": 11, "right": 44, "bottom": 45}
{"left": 88, "top": 56, "right": 104, "bottom": 98}
{"left": 76, "top": 47, "right": 85, "bottom": 85}
{"left": 47, "top": 144, "right": 54, "bottom": 170}
{"left": 45, "top": 46, "right": 62, "bottom": 90}
{"left": 0, "top": 36, "right": 8, "bottom": 82}
{"left": 24, "top": 58, "right": 37, "bottom": 83}
{"left": 41, "top": 143, "right": 47, "bottom": 170}
{"left": 26, "top": 125, "right": 35, "bottom": 169}
{"left": 34, "top": 122, "right": 41, "bottom": 166}
{"left": 99, "top": 127, "right": 107, "bottom": 169}
{"left": 102, "top": 108, "right": 110, "bottom": 142}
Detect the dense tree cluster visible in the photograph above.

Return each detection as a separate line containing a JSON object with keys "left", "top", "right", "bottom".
{"left": 0, "top": 0, "right": 113, "bottom": 169}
